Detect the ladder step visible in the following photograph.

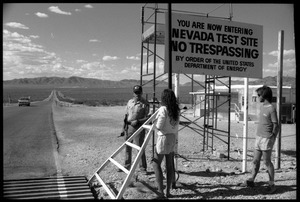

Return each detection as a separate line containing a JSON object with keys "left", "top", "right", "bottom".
{"left": 108, "top": 158, "right": 129, "bottom": 174}
{"left": 95, "top": 173, "right": 116, "bottom": 199}
{"left": 142, "top": 124, "right": 152, "bottom": 130}
{"left": 125, "top": 142, "right": 141, "bottom": 151}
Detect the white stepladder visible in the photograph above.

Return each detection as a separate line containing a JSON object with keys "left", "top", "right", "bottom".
{"left": 87, "top": 110, "right": 159, "bottom": 199}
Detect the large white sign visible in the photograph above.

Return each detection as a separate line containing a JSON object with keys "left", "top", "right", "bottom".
{"left": 164, "top": 12, "right": 263, "bottom": 78}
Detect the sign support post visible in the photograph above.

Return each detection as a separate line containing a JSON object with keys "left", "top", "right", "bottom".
{"left": 275, "top": 30, "right": 284, "bottom": 169}
{"left": 168, "top": 3, "right": 172, "bottom": 90}
{"left": 242, "top": 78, "right": 248, "bottom": 173}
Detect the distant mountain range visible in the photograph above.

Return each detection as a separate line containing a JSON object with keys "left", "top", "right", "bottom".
{"left": 3, "top": 76, "right": 296, "bottom": 88}
{"left": 3, "top": 76, "right": 169, "bottom": 88}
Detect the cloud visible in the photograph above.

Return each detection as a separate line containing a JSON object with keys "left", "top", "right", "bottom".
{"left": 103, "top": 55, "right": 119, "bottom": 61}
{"left": 142, "top": 61, "right": 165, "bottom": 74}
{"left": 48, "top": 6, "right": 71, "bottom": 15}
{"left": 85, "top": 4, "right": 93, "bottom": 8}
{"left": 268, "top": 49, "right": 295, "bottom": 57}
{"left": 35, "top": 12, "right": 48, "bottom": 18}
{"left": 76, "top": 59, "right": 87, "bottom": 63}
{"left": 77, "top": 62, "right": 118, "bottom": 80}
{"left": 266, "top": 49, "right": 296, "bottom": 77}
{"left": 268, "top": 51, "right": 277, "bottom": 56}
{"left": 268, "top": 57, "right": 295, "bottom": 68}
{"left": 3, "top": 28, "right": 141, "bottom": 81}
{"left": 283, "top": 49, "right": 295, "bottom": 57}
{"left": 121, "top": 69, "right": 129, "bottom": 74}
{"left": 5, "top": 22, "right": 29, "bottom": 29}
{"left": 126, "top": 56, "right": 140, "bottom": 60}
{"left": 81, "top": 62, "right": 103, "bottom": 70}
{"left": 266, "top": 57, "right": 296, "bottom": 77}
{"left": 3, "top": 29, "right": 35, "bottom": 48}
{"left": 30, "top": 35, "right": 39, "bottom": 39}
{"left": 89, "top": 39, "right": 101, "bottom": 43}
{"left": 3, "top": 29, "right": 65, "bottom": 80}
{"left": 137, "top": 52, "right": 148, "bottom": 57}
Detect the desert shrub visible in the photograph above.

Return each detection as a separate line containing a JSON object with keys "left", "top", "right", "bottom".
{"left": 73, "top": 100, "right": 84, "bottom": 105}
{"left": 83, "top": 100, "right": 99, "bottom": 107}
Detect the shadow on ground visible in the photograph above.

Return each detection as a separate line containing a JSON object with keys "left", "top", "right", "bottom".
{"left": 174, "top": 181, "right": 297, "bottom": 199}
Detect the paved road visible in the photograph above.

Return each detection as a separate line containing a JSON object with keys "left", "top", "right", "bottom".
{"left": 3, "top": 98, "right": 60, "bottom": 180}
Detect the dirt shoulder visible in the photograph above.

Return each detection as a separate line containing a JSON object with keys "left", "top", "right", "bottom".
{"left": 52, "top": 104, "right": 297, "bottom": 199}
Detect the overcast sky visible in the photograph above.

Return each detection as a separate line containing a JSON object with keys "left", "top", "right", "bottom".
{"left": 3, "top": 3, "right": 295, "bottom": 83}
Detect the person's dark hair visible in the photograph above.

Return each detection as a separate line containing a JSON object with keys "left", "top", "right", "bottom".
{"left": 160, "top": 89, "right": 180, "bottom": 125}
{"left": 256, "top": 85, "right": 273, "bottom": 103}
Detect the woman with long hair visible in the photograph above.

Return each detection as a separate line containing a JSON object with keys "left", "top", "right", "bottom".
{"left": 152, "top": 89, "right": 180, "bottom": 198}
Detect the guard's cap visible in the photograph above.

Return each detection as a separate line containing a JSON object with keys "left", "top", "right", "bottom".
{"left": 133, "top": 85, "right": 142, "bottom": 94}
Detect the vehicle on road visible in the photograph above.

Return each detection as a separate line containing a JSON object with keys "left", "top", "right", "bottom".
{"left": 18, "top": 97, "right": 31, "bottom": 106}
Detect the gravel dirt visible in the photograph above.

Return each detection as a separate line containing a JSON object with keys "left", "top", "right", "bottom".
{"left": 52, "top": 103, "right": 297, "bottom": 200}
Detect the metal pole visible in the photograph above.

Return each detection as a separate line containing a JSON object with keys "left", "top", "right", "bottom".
{"left": 275, "top": 30, "right": 284, "bottom": 169}
{"left": 229, "top": 4, "right": 233, "bottom": 20}
{"left": 175, "top": 74, "right": 180, "bottom": 98}
{"left": 168, "top": 3, "right": 177, "bottom": 188}
{"left": 242, "top": 78, "right": 248, "bottom": 173}
{"left": 153, "top": 7, "right": 157, "bottom": 101}
{"left": 140, "top": 6, "right": 144, "bottom": 86}
{"left": 203, "top": 75, "right": 207, "bottom": 151}
{"left": 168, "top": 3, "right": 172, "bottom": 89}
{"left": 173, "top": 73, "right": 179, "bottom": 188}
{"left": 191, "top": 74, "right": 194, "bottom": 106}
{"left": 152, "top": 5, "right": 158, "bottom": 159}
{"left": 228, "top": 77, "right": 231, "bottom": 160}
{"left": 228, "top": 5, "right": 233, "bottom": 161}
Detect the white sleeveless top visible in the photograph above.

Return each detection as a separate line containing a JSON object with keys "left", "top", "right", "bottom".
{"left": 155, "top": 106, "right": 178, "bottom": 136}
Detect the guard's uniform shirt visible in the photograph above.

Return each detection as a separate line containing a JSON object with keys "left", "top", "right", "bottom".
{"left": 125, "top": 97, "right": 149, "bottom": 132}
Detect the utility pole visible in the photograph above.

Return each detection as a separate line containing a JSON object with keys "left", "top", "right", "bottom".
{"left": 275, "top": 30, "right": 284, "bottom": 169}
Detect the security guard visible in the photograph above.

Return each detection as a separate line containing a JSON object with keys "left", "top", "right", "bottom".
{"left": 121, "top": 85, "right": 150, "bottom": 174}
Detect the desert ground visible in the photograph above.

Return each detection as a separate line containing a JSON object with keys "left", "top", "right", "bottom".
{"left": 52, "top": 103, "right": 297, "bottom": 200}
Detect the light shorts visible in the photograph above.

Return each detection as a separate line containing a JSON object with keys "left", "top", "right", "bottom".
{"left": 255, "top": 135, "right": 276, "bottom": 151}
{"left": 156, "top": 133, "right": 176, "bottom": 155}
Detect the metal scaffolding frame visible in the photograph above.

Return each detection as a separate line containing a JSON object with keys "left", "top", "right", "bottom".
{"left": 203, "top": 75, "right": 231, "bottom": 159}
{"left": 140, "top": 3, "right": 232, "bottom": 159}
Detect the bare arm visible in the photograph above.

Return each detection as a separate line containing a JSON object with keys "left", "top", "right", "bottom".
{"left": 272, "top": 122, "right": 279, "bottom": 137}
